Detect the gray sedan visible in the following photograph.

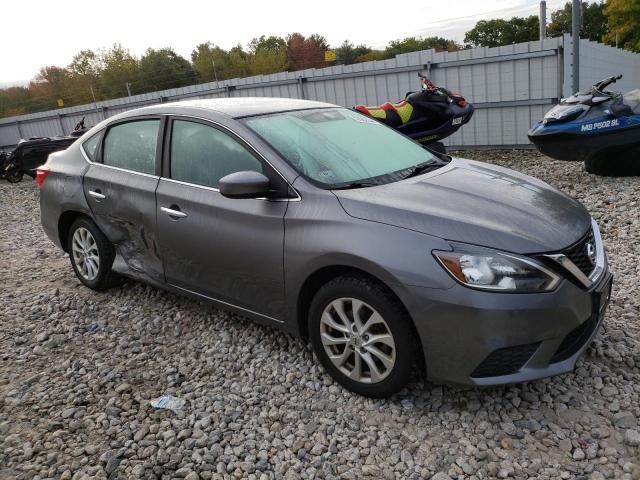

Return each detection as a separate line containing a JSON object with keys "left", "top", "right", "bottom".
{"left": 37, "top": 98, "right": 612, "bottom": 397}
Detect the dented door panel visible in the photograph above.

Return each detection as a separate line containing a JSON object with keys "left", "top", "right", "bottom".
{"left": 82, "top": 165, "right": 163, "bottom": 285}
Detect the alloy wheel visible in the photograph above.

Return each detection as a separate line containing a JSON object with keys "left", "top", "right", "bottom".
{"left": 320, "top": 297, "right": 396, "bottom": 384}
{"left": 71, "top": 227, "right": 100, "bottom": 281}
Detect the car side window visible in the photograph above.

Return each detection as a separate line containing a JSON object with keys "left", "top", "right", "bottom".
{"left": 103, "top": 120, "right": 160, "bottom": 175}
{"left": 170, "top": 120, "right": 263, "bottom": 189}
{"left": 82, "top": 132, "right": 102, "bottom": 162}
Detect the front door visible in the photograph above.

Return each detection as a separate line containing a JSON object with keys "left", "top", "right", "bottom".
{"left": 82, "top": 117, "right": 164, "bottom": 284}
{"left": 156, "top": 118, "right": 288, "bottom": 320}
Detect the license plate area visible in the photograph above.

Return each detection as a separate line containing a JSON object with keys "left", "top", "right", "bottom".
{"left": 592, "top": 277, "right": 612, "bottom": 315}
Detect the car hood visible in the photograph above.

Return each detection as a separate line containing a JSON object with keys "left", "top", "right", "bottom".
{"left": 333, "top": 158, "right": 591, "bottom": 253}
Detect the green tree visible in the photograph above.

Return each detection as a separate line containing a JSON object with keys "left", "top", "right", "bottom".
{"left": 29, "top": 66, "right": 74, "bottom": 110}
{"left": 247, "top": 36, "right": 288, "bottom": 75}
{"left": 604, "top": 0, "right": 640, "bottom": 52}
{"left": 355, "top": 50, "right": 386, "bottom": 63}
{"left": 69, "top": 50, "right": 102, "bottom": 78}
{"left": 68, "top": 49, "right": 104, "bottom": 103}
{"left": 100, "top": 44, "right": 139, "bottom": 98}
{"left": 335, "top": 41, "right": 372, "bottom": 65}
{"left": 547, "top": 2, "right": 608, "bottom": 41}
{"left": 384, "top": 36, "right": 462, "bottom": 58}
{"left": 0, "top": 86, "right": 33, "bottom": 117}
{"left": 191, "top": 42, "right": 229, "bottom": 82}
{"left": 138, "top": 48, "right": 196, "bottom": 93}
{"left": 464, "top": 16, "right": 540, "bottom": 47}
{"left": 225, "top": 44, "right": 250, "bottom": 78}
{"left": 248, "top": 35, "right": 286, "bottom": 53}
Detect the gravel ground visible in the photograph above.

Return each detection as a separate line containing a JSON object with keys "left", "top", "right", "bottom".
{"left": 1, "top": 151, "right": 639, "bottom": 480}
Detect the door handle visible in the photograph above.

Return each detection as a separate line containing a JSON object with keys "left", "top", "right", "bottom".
{"left": 88, "top": 190, "right": 106, "bottom": 200}
{"left": 161, "top": 206, "right": 188, "bottom": 218}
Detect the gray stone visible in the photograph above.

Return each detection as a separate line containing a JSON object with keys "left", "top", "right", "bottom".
{"left": 623, "top": 429, "right": 640, "bottom": 447}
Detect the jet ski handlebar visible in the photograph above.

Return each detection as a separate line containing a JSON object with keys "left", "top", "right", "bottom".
{"left": 594, "top": 75, "right": 623, "bottom": 92}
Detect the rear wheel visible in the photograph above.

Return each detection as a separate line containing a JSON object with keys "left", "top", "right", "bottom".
{"left": 67, "top": 217, "right": 119, "bottom": 291}
{"left": 309, "top": 275, "right": 417, "bottom": 397}
{"left": 6, "top": 167, "right": 23, "bottom": 183}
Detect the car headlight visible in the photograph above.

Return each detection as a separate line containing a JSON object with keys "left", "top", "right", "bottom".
{"left": 433, "top": 246, "right": 561, "bottom": 293}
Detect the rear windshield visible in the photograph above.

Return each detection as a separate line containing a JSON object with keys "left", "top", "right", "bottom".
{"left": 243, "top": 108, "right": 440, "bottom": 188}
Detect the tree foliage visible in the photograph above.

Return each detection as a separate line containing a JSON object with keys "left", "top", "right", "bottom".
{"left": 603, "top": 0, "right": 640, "bottom": 52}
{"left": 138, "top": 48, "right": 196, "bottom": 93}
{"left": 547, "top": 2, "right": 608, "bottom": 41}
{"left": 286, "top": 33, "right": 329, "bottom": 70}
{"left": 335, "top": 41, "right": 372, "bottom": 65}
{"left": 4, "top": 5, "right": 639, "bottom": 120}
{"left": 464, "top": 16, "right": 540, "bottom": 47}
{"left": 100, "top": 44, "right": 139, "bottom": 98}
{"left": 384, "top": 36, "right": 462, "bottom": 57}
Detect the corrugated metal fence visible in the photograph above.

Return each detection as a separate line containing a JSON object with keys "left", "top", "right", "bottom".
{"left": 2, "top": 35, "right": 639, "bottom": 150}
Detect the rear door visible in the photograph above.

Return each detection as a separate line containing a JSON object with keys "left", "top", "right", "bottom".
{"left": 82, "top": 116, "right": 165, "bottom": 284}
{"left": 155, "top": 117, "right": 289, "bottom": 320}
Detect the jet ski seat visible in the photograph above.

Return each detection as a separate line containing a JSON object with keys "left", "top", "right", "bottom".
{"left": 622, "top": 89, "right": 640, "bottom": 113}
{"left": 354, "top": 101, "right": 414, "bottom": 127}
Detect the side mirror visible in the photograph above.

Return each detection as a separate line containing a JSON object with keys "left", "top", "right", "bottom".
{"left": 219, "top": 171, "right": 271, "bottom": 199}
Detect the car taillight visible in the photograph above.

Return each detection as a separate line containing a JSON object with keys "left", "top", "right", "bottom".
{"left": 35, "top": 166, "right": 50, "bottom": 188}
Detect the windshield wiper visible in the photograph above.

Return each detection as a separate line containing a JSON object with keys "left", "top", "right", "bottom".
{"left": 401, "top": 160, "right": 445, "bottom": 180}
{"left": 331, "top": 181, "right": 378, "bottom": 190}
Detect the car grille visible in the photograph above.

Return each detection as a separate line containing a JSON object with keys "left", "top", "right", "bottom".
{"left": 550, "top": 314, "right": 598, "bottom": 363}
{"left": 563, "top": 228, "right": 596, "bottom": 277}
{"left": 470, "top": 342, "right": 541, "bottom": 378}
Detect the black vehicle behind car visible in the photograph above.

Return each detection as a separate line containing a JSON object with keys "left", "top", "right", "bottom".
{"left": 3, "top": 118, "right": 88, "bottom": 183}
{"left": 5, "top": 136, "right": 77, "bottom": 182}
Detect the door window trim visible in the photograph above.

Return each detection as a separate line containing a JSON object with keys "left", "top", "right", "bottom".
{"left": 163, "top": 114, "right": 301, "bottom": 201}
{"left": 79, "top": 115, "right": 165, "bottom": 178}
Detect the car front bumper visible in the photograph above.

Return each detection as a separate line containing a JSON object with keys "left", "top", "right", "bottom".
{"left": 400, "top": 266, "right": 612, "bottom": 387}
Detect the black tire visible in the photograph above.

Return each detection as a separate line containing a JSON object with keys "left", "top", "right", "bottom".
{"left": 6, "top": 167, "right": 23, "bottom": 183}
{"left": 67, "top": 217, "right": 119, "bottom": 291}
{"left": 308, "top": 275, "right": 417, "bottom": 398}
{"left": 585, "top": 150, "right": 640, "bottom": 177}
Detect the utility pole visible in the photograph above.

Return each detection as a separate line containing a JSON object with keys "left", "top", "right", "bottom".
{"left": 125, "top": 82, "right": 132, "bottom": 97}
{"left": 539, "top": 1, "right": 547, "bottom": 40}
{"left": 572, "top": 0, "right": 581, "bottom": 93}
{"left": 211, "top": 57, "right": 219, "bottom": 84}
{"left": 89, "top": 85, "right": 102, "bottom": 119}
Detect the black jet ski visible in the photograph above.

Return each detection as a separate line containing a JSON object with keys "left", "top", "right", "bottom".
{"left": 529, "top": 75, "right": 640, "bottom": 175}
{"left": 354, "top": 73, "right": 474, "bottom": 153}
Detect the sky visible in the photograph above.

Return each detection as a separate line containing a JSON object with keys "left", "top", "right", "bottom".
{"left": 0, "top": 0, "right": 571, "bottom": 85}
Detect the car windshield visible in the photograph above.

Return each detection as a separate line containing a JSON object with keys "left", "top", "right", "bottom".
{"left": 243, "top": 108, "right": 443, "bottom": 188}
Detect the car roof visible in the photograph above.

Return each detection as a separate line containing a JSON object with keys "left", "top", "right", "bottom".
{"left": 116, "top": 97, "right": 337, "bottom": 120}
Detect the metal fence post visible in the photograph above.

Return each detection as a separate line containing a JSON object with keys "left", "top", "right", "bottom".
{"left": 15, "top": 121, "right": 23, "bottom": 139}
{"left": 557, "top": 46, "right": 564, "bottom": 101}
{"left": 57, "top": 114, "right": 65, "bottom": 135}
{"left": 298, "top": 76, "right": 306, "bottom": 99}
{"left": 572, "top": 0, "right": 580, "bottom": 93}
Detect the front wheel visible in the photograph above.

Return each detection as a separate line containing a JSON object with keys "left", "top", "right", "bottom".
{"left": 67, "top": 217, "right": 119, "bottom": 291}
{"left": 309, "top": 275, "right": 417, "bottom": 398}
